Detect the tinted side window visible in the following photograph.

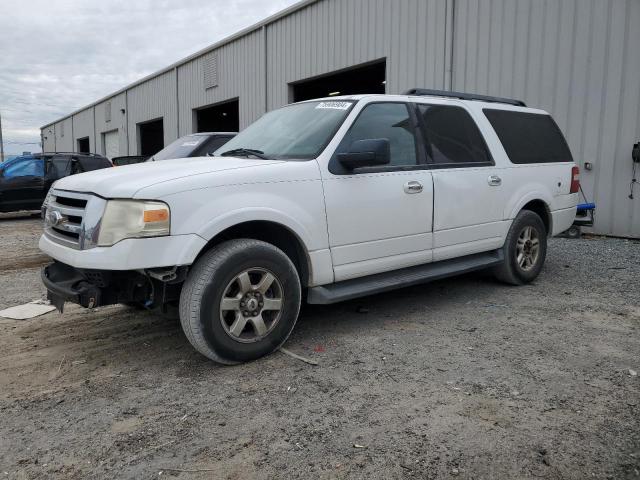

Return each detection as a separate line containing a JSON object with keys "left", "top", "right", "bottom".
{"left": 334, "top": 102, "right": 417, "bottom": 169}
{"left": 49, "top": 157, "right": 72, "bottom": 179}
{"left": 4, "top": 159, "right": 44, "bottom": 178}
{"left": 418, "top": 105, "right": 491, "bottom": 165}
{"left": 484, "top": 109, "right": 573, "bottom": 164}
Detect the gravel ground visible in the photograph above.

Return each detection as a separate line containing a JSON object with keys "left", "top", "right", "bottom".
{"left": 0, "top": 214, "right": 639, "bottom": 479}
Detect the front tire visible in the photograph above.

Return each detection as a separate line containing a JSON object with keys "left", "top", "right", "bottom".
{"left": 179, "top": 239, "right": 301, "bottom": 364}
{"left": 493, "top": 210, "right": 547, "bottom": 285}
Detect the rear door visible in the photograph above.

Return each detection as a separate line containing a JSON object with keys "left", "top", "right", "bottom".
{"left": 416, "top": 103, "right": 505, "bottom": 261}
{"left": 322, "top": 101, "right": 434, "bottom": 281}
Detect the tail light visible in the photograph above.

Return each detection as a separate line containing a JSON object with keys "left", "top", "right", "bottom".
{"left": 570, "top": 165, "right": 580, "bottom": 193}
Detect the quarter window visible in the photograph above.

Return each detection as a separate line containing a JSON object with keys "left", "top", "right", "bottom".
{"left": 483, "top": 109, "right": 573, "bottom": 164}
{"left": 334, "top": 102, "right": 418, "bottom": 170}
{"left": 418, "top": 104, "right": 491, "bottom": 166}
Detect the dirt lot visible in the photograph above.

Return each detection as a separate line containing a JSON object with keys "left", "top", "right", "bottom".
{"left": 0, "top": 213, "right": 638, "bottom": 479}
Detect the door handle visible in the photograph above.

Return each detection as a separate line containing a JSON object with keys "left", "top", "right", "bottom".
{"left": 404, "top": 181, "right": 423, "bottom": 194}
{"left": 487, "top": 175, "right": 502, "bottom": 186}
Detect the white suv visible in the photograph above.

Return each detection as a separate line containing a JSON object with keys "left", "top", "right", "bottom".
{"left": 40, "top": 90, "right": 579, "bottom": 364}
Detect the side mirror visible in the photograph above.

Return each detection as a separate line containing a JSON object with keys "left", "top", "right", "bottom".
{"left": 337, "top": 139, "right": 390, "bottom": 170}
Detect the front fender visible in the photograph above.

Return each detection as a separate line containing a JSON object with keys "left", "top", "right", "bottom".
{"left": 197, "top": 207, "right": 315, "bottom": 249}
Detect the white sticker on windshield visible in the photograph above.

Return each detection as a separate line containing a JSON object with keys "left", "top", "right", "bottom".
{"left": 315, "top": 101, "right": 351, "bottom": 110}
{"left": 181, "top": 141, "right": 200, "bottom": 146}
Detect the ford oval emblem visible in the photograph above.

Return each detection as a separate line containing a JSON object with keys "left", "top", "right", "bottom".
{"left": 46, "top": 210, "right": 64, "bottom": 227}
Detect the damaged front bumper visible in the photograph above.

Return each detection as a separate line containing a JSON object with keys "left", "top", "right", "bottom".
{"left": 41, "top": 261, "right": 185, "bottom": 312}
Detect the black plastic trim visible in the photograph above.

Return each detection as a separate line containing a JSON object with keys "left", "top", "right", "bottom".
{"left": 307, "top": 249, "right": 504, "bottom": 304}
{"left": 404, "top": 88, "right": 526, "bottom": 107}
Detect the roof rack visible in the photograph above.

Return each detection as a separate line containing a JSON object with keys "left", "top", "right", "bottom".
{"left": 403, "top": 88, "right": 526, "bottom": 107}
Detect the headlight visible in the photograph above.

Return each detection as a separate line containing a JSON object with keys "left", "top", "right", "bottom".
{"left": 97, "top": 200, "right": 170, "bottom": 246}
{"left": 42, "top": 184, "right": 56, "bottom": 209}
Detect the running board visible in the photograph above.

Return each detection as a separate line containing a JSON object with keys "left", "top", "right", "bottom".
{"left": 307, "top": 249, "right": 504, "bottom": 304}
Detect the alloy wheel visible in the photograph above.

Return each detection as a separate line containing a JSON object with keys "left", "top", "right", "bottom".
{"left": 219, "top": 268, "right": 284, "bottom": 343}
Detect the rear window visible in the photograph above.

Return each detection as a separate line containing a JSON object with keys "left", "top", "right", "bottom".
{"left": 484, "top": 109, "right": 573, "bottom": 164}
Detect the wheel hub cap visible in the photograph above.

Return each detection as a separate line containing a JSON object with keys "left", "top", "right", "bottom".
{"left": 219, "top": 268, "right": 283, "bottom": 343}
{"left": 516, "top": 226, "right": 540, "bottom": 272}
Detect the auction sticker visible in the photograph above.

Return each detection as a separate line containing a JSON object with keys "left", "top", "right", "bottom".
{"left": 315, "top": 101, "right": 351, "bottom": 110}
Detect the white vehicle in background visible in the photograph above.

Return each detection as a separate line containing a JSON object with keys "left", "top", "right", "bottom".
{"left": 40, "top": 89, "right": 579, "bottom": 364}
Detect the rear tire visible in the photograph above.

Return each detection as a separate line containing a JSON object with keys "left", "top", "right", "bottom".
{"left": 493, "top": 210, "right": 547, "bottom": 285}
{"left": 179, "top": 239, "right": 301, "bottom": 364}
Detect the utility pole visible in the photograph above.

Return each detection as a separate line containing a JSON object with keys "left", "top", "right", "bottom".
{"left": 0, "top": 110, "right": 4, "bottom": 162}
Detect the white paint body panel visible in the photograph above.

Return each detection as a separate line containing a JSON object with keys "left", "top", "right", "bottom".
{"left": 39, "top": 233, "right": 207, "bottom": 270}
{"left": 322, "top": 170, "right": 434, "bottom": 281}
{"left": 41, "top": 95, "right": 578, "bottom": 290}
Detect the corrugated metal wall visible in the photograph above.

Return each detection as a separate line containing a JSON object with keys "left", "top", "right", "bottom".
{"left": 452, "top": 0, "right": 640, "bottom": 237}
{"left": 265, "top": 0, "right": 447, "bottom": 108}
{"left": 126, "top": 71, "right": 178, "bottom": 153}
{"left": 178, "top": 29, "right": 265, "bottom": 133}
{"left": 53, "top": 117, "right": 73, "bottom": 152}
{"left": 42, "top": 125, "right": 56, "bottom": 152}
{"left": 71, "top": 109, "right": 94, "bottom": 151}
{"left": 40, "top": 0, "right": 640, "bottom": 236}
{"left": 94, "top": 93, "right": 127, "bottom": 157}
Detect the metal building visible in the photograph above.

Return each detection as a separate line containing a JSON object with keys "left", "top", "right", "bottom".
{"left": 40, "top": 0, "right": 640, "bottom": 238}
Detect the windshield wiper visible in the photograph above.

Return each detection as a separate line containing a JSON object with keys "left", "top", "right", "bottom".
{"left": 219, "top": 148, "right": 270, "bottom": 160}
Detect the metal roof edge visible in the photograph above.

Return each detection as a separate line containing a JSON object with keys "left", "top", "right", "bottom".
{"left": 41, "top": 0, "right": 320, "bottom": 130}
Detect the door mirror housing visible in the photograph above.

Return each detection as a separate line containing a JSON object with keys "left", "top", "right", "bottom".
{"left": 337, "top": 138, "right": 390, "bottom": 170}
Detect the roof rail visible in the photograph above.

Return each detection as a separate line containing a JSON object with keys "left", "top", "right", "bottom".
{"left": 403, "top": 88, "right": 526, "bottom": 107}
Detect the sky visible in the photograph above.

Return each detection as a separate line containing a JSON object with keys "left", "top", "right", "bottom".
{"left": 0, "top": 0, "right": 300, "bottom": 156}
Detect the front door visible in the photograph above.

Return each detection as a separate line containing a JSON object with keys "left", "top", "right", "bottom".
{"left": 0, "top": 157, "right": 45, "bottom": 211}
{"left": 322, "top": 102, "right": 433, "bottom": 281}
{"left": 416, "top": 103, "right": 504, "bottom": 261}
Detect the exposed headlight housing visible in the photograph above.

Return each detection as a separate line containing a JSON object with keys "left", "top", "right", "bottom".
{"left": 42, "top": 183, "right": 57, "bottom": 209}
{"left": 97, "top": 200, "right": 170, "bottom": 246}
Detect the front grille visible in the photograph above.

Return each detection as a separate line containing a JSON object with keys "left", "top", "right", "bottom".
{"left": 44, "top": 190, "right": 93, "bottom": 249}
{"left": 55, "top": 196, "right": 87, "bottom": 209}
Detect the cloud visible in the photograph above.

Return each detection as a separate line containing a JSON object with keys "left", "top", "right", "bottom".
{"left": 0, "top": 0, "right": 299, "bottom": 156}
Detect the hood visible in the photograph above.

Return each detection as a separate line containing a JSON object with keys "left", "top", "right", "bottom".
{"left": 53, "top": 156, "right": 284, "bottom": 198}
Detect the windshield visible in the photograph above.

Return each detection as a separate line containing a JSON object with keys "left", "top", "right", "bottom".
{"left": 215, "top": 100, "right": 355, "bottom": 160}
{"left": 152, "top": 135, "right": 207, "bottom": 161}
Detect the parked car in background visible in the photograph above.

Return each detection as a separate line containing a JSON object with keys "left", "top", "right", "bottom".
{"left": 111, "top": 155, "right": 149, "bottom": 166}
{"left": 0, "top": 152, "right": 112, "bottom": 213}
{"left": 111, "top": 133, "right": 237, "bottom": 166}
{"left": 40, "top": 91, "right": 579, "bottom": 364}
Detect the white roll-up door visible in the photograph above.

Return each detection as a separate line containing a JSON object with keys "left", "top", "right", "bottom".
{"left": 103, "top": 130, "right": 119, "bottom": 159}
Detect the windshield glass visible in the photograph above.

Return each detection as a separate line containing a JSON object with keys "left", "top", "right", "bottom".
{"left": 215, "top": 100, "right": 355, "bottom": 160}
{"left": 152, "top": 135, "right": 207, "bottom": 161}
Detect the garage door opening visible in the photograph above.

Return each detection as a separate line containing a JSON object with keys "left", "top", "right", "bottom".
{"left": 195, "top": 99, "right": 240, "bottom": 133}
{"left": 102, "top": 130, "right": 119, "bottom": 159}
{"left": 77, "top": 137, "right": 90, "bottom": 153}
{"left": 291, "top": 60, "right": 386, "bottom": 102}
{"left": 138, "top": 118, "right": 164, "bottom": 156}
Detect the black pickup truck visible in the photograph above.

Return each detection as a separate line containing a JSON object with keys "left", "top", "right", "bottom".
{"left": 0, "top": 152, "right": 112, "bottom": 213}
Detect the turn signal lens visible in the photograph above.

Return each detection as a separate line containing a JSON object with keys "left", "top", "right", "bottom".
{"left": 144, "top": 209, "right": 169, "bottom": 223}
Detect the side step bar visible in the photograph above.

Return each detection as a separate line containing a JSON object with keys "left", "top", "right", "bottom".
{"left": 307, "top": 249, "right": 504, "bottom": 305}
